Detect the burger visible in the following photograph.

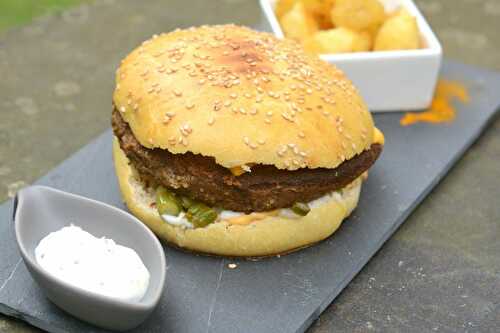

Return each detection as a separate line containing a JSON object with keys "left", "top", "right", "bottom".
{"left": 112, "top": 25, "right": 384, "bottom": 257}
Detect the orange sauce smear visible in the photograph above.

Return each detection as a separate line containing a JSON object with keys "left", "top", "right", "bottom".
{"left": 400, "top": 79, "right": 470, "bottom": 126}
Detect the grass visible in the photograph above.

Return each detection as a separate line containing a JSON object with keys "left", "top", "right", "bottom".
{"left": 0, "top": 0, "right": 86, "bottom": 33}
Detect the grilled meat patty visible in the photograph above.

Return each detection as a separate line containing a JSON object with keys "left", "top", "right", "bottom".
{"left": 112, "top": 109, "right": 382, "bottom": 213}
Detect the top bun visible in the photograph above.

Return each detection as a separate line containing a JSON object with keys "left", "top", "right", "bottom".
{"left": 113, "top": 25, "right": 379, "bottom": 170}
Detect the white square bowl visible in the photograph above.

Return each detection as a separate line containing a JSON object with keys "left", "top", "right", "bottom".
{"left": 259, "top": 0, "right": 442, "bottom": 112}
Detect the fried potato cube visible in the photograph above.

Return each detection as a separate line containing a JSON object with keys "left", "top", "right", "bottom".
{"left": 303, "top": 27, "right": 372, "bottom": 54}
{"left": 275, "top": 0, "right": 297, "bottom": 19}
{"left": 330, "top": 0, "right": 385, "bottom": 32}
{"left": 280, "top": 2, "right": 318, "bottom": 42}
{"left": 374, "top": 9, "right": 420, "bottom": 51}
{"left": 301, "top": 0, "right": 336, "bottom": 29}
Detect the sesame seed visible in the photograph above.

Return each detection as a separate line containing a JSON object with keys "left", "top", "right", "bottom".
{"left": 265, "top": 118, "right": 271, "bottom": 124}
{"left": 243, "top": 136, "right": 250, "bottom": 145}
{"left": 298, "top": 131, "right": 305, "bottom": 138}
{"left": 186, "top": 102, "right": 195, "bottom": 109}
{"left": 300, "top": 151, "right": 307, "bottom": 157}
{"left": 166, "top": 111, "right": 176, "bottom": 117}
{"left": 230, "top": 93, "right": 238, "bottom": 99}
{"left": 224, "top": 100, "right": 232, "bottom": 107}
{"left": 227, "top": 263, "right": 238, "bottom": 269}
{"left": 250, "top": 108, "right": 258, "bottom": 115}
{"left": 266, "top": 111, "right": 273, "bottom": 117}
{"left": 239, "top": 108, "right": 246, "bottom": 114}
{"left": 208, "top": 116, "right": 215, "bottom": 125}
{"left": 281, "top": 112, "right": 294, "bottom": 122}
{"left": 258, "top": 139, "right": 266, "bottom": 145}
{"left": 173, "top": 89, "right": 182, "bottom": 97}
{"left": 323, "top": 111, "right": 330, "bottom": 116}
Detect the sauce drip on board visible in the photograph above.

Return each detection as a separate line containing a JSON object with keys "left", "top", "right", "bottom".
{"left": 400, "top": 79, "right": 470, "bottom": 126}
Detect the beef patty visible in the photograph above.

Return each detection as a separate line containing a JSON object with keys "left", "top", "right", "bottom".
{"left": 112, "top": 109, "right": 382, "bottom": 213}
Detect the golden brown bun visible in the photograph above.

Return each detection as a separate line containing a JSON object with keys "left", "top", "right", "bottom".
{"left": 113, "top": 138, "right": 361, "bottom": 257}
{"left": 113, "top": 25, "right": 381, "bottom": 170}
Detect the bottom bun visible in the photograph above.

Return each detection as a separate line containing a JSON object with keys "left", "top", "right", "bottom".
{"left": 113, "top": 137, "right": 361, "bottom": 257}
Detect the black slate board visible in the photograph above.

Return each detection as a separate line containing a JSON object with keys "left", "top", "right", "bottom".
{"left": 1, "top": 61, "right": 499, "bottom": 333}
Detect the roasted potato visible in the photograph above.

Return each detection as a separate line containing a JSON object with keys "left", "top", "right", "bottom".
{"left": 330, "top": 0, "right": 385, "bottom": 32}
{"left": 303, "top": 27, "right": 372, "bottom": 54}
{"left": 374, "top": 9, "right": 420, "bottom": 51}
{"left": 280, "top": 2, "right": 318, "bottom": 42}
{"left": 275, "top": 0, "right": 297, "bottom": 19}
{"left": 301, "top": 0, "right": 336, "bottom": 29}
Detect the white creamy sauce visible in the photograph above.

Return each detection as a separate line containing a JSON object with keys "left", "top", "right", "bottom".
{"left": 161, "top": 212, "right": 193, "bottom": 229}
{"left": 35, "top": 225, "right": 150, "bottom": 302}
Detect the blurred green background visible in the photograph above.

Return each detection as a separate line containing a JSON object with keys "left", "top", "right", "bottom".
{"left": 0, "top": 0, "right": 86, "bottom": 32}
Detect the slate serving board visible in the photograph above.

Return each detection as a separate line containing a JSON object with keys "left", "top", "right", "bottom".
{"left": 1, "top": 61, "right": 499, "bottom": 333}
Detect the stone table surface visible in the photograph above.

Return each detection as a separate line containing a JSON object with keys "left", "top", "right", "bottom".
{"left": 0, "top": 0, "right": 499, "bottom": 332}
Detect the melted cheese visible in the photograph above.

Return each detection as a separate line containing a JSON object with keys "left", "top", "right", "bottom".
{"left": 373, "top": 127, "right": 385, "bottom": 145}
{"left": 229, "top": 166, "right": 246, "bottom": 176}
{"left": 229, "top": 164, "right": 252, "bottom": 176}
{"left": 223, "top": 211, "right": 279, "bottom": 225}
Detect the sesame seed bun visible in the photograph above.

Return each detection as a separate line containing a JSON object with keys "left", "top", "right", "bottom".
{"left": 113, "top": 138, "right": 361, "bottom": 257}
{"left": 113, "top": 24, "right": 380, "bottom": 170}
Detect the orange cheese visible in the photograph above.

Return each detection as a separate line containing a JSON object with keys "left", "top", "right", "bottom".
{"left": 223, "top": 211, "right": 279, "bottom": 225}
{"left": 373, "top": 127, "right": 385, "bottom": 145}
{"left": 229, "top": 166, "right": 246, "bottom": 176}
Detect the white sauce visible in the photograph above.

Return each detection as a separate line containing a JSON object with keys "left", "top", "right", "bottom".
{"left": 35, "top": 225, "right": 150, "bottom": 302}
{"left": 161, "top": 212, "right": 193, "bottom": 229}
